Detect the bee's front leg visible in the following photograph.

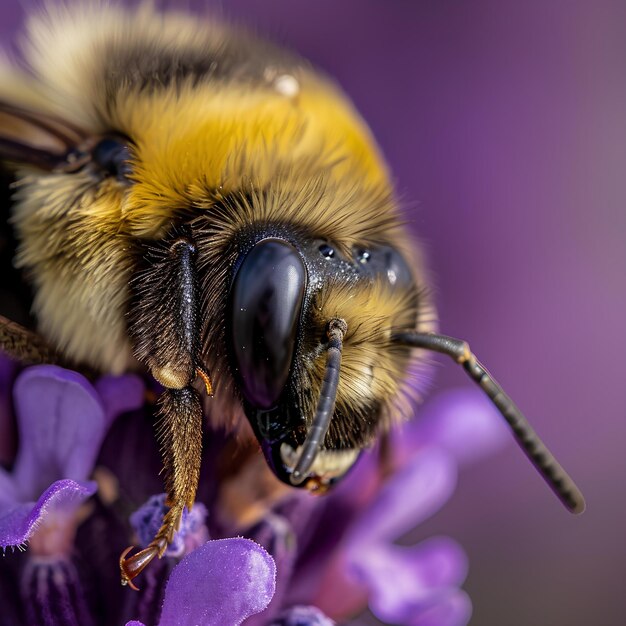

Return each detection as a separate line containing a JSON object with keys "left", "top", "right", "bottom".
{"left": 120, "top": 231, "right": 212, "bottom": 590}
{"left": 119, "top": 385, "right": 204, "bottom": 589}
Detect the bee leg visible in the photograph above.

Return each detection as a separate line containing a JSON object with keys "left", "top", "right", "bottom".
{"left": 0, "top": 314, "right": 60, "bottom": 364}
{"left": 120, "top": 385, "right": 203, "bottom": 590}
{"left": 121, "top": 233, "right": 211, "bottom": 589}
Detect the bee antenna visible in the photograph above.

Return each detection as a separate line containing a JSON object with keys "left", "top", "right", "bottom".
{"left": 290, "top": 318, "right": 347, "bottom": 485}
{"left": 391, "top": 331, "right": 586, "bottom": 515}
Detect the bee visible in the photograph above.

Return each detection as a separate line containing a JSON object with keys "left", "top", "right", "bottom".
{"left": 0, "top": 3, "right": 584, "bottom": 589}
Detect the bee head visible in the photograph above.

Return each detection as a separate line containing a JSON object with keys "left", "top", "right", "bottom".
{"left": 228, "top": 230, "right": 425, "bottom": 490}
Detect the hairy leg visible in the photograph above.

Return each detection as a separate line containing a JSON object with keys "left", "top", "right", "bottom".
{"left": 120, "top": 232, "right": 211, "bottom": 589}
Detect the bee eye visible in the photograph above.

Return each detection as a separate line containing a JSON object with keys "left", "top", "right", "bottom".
{"left": 318, "top": 243, "right": 335, "bottom": 259}
{"left": 354, "top": 248, "right": 371, "bottom": 264}
{"left": 231, "top": 239, "right": 306, "bottom": 409}
{"left": 382, "top": 246, "right": 413, "bottom": 287}
{"left": 92, "top": 137, "right": 132, "bottom": 182}
{"left": 355, "top": 245, "right": 414, "bottom": 288}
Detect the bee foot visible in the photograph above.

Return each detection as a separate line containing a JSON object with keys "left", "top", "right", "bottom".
{"left": 119, "top": 538, "right": 168, "bottom": 590}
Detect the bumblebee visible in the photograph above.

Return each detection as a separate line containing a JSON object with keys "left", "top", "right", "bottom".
{"left": 0, "top": 4, "right": 584, "bottom": 588}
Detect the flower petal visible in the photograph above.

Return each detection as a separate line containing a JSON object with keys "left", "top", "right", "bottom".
{"left": 130, "top": 493, "right": 208, "bottom": 558}
{"left": 407, "top": 590, "right": 472, "bottom": 626}
{"left": 351, "top": 537, "right": 468, "bottom": 625}
{"left": 243, "top": 513, "right": 298, "bottom": 626}
{"left": 22, "top": 558, "right": 96, "bottom": 626}
{"left": 157, "top": 538, "right": 276, "bottom": 626}
{"left": 95, "top": 373, "right": 144, "bottom": 427}
{"left": 269, "top": 605, "right": 336, "bottom": 625}
{"left": 0, "top": 354, "right": 17, "bottom": 465}
{"left": 395, "top": 389, "right": 509, "bottom": 467}
{"left": 12, "top": 366, "right": 107, "bottom": 498}
{"left": 0, "top": 468, "right": 18, "bottom": 506}
{"left": 0, "top": 478, "right": 96, "bottom": 548}
{"left": 345, "top": 448, "right": 457, "bottom": 547}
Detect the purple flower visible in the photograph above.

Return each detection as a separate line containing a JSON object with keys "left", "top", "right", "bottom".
{"left": 126, "top": 538, "right": 276, "bottom": 626}
{"left": 130, "top": 493, "right": 209, "bottom": 558}
{"left": 0, "top": 361, "right": 143, "bottom": 624}
{"left": 270, "top": 605, "right": 336, "bottom": 625}
{"left": 0, "top": 364, "right": 143, "bottom": 552}
{"left": 0, "top": 355, "right": 507, "bottom": 626}
{"left": 0, "top": 355, "right": 16, "bottom": 465}
{"left": 276, "top": 389, "right": 508, "bottom": 626}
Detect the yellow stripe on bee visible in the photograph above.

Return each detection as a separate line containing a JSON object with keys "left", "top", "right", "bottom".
{"left": 111, "top": 76, "right": 390, "bottom": 237}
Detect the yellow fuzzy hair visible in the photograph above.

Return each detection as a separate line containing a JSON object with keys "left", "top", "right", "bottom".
{"left": 2, "top": 3, "right": 409, "bottom": 372}
{"left": 313, "top": 281, "right": 419, "bottom": 441}
{"left": 2, "top": 3, "right": 436, "bottom": 447}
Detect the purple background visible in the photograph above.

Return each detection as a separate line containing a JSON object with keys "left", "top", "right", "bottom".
{"left": 1, "top": 2, "right": 624, "bottom": 625}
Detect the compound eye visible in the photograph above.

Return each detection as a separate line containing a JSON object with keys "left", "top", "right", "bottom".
{"left": 381, "top": 246, "right": 413, "bottom": 288}
{"left": 353, "top": 244, "right": 414, "bottom": 289}
{"left": 92, "top": 137, "right": 132, "bottom": 182}
{"left": 231, "top": 239, "right": 306, "bottom": 409}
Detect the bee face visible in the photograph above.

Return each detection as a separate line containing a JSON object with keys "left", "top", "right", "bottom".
{"left": 226, "top": 230, "right": 420, "bottom": 487}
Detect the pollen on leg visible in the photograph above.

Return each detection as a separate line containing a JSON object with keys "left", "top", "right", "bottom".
{"left": 151, "top": 365, "right": 189, "bottom": 389}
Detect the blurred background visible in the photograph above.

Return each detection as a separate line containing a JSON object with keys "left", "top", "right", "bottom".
{"left": 1, "top": 1, "right": 624, "bottom": 625}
